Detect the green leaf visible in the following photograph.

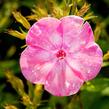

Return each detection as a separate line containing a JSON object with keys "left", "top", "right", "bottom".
{"left": 102, "top": 61, "right": 109, "bottom": 67}
{"left": 5, "top": 71, "right": 26, "bottom": 96}
{"left": 81, "top": 78, "right": 109, "bottom": 93}
{"left": 0, "top": 92, "right": 19, "bottom": 109}
{"left": 0, "top": 60, "right": 20, "bottom": 78}
{"left": 80, "top": 78, "right": 109, "bottom": 109}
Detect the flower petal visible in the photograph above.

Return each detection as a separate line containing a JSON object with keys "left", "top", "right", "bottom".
{"left": 60, "top": 16, "right": 84, "bottom": 35}
{"left": 69, "top": 21, "right": 94, "bottom": 53}
{"left": 45, "top": 60, "right": 83, "bottom": 96}
{"left": 60, "top": 16, "right": 95, "bottom": 53}
{"left": 26, "top": 17, "right": 62, "bottom": 50}
{"left": 60, "top": 15, "right": 84, "bottom": 52}
{"left": 79, "top": 21, "right": 94, "bottom": 43}
{"left": 20, "top": 46, "right": 55, "bottom": 84}
{"left": 67, "top": 43, "right": 103, "bottom": 81}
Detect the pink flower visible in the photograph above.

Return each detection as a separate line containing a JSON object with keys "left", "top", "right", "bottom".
{"left": 20, "top": 16, "right": 103, "bottom": 96}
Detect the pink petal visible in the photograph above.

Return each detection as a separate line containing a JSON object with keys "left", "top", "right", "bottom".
{"left": 20, "top": 46, "right": 55, "bottom": 84}
{"left": 69, "top": 21, "right": 94, "bottom": 52}
{"left": 60, "top": 16, "right": 94, "bottom": 53}
{"left": 60, "top": 16, "right": 84, "bottom": 52}
{"left": 26, "top": 17, "right": 62, "bottom": 50}
{"left": 79, "top": 21, "right": 94, "bottom": 43}
{"left": 67, "top": 42, "right": 103, "bottom": 81}
{"left": 45, "top": 60, "right": 83, "bottom": 96}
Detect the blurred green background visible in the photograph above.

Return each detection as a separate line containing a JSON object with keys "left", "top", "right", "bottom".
{"left": 0, "top": 0, "right": 109, "bottom": 109}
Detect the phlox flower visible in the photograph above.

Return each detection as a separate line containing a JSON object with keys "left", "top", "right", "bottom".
{"left": 20, "top": 16, "right": 103, "bottom": 96}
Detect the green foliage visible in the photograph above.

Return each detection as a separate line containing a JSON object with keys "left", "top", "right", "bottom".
{"left": 81, "top": 78, "right": 109, "bottom": 109}
{"left": 0, "top": 60, "right": 19, "bottom": 78}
